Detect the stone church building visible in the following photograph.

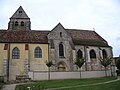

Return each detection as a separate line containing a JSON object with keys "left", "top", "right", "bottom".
{"left": 0, "top": 6, "right": 113, "bottom": 81}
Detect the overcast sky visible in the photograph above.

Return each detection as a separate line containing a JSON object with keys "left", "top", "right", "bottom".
{"left": 0, "top": 0, "right": 120, "bottom": 57}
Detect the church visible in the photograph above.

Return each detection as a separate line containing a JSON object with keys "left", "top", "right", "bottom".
{"left": 0, "top": 6, "right": 113, "bottom": 81}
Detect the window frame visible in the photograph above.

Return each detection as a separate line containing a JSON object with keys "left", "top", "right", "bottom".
{"left": 15, "top": 21, "right": 18, "bottom": 26}
{"left": 77, "top": 49, "right": 83, "bottom": 59}
{"left": 21, "top": 21, "right": 24, "bottom": 26}
{"left": 34, "top": 47, "right": 42, "bottom": 58}
{"left": 12, "top": 47, "right": 20, "bottom": 59}
{"left": 102, "top": 49, "right": 107, "bottom": 58}
{"left": 90, "top": 49, "right": 96, "bottom": 59}
{"left": 59, "top": 43, "right": 64, "bottom": 57}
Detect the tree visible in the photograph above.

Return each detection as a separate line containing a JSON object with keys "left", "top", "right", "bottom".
{"left": 116, "top": 58, "right": 120, "bottom": 69}
{"left": 75, "top": 58, "right": 85, "bottom": 79}
{"left": 45, "top": 60, "right": 53, "bottom": 80}
{"left": 115, "top": 58, "right": 120, "bottom": 76}
{"left": 99, "top": 57, "right": 112, "bottom": 77}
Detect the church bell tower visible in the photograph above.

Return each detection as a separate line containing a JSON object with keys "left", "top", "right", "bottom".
{"left": 8, "top": 6, "right": 31, "bottom": 30}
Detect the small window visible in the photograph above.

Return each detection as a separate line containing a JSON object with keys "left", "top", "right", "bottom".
{"left": 12, "top": 47, "right": 20, "bottom": 59}
{"left": 34, "top": 47, "right": 42, "bottom": 58}
{"left": 21, "top": 21, "right": 24, "bottom": 26}
{"left": 15, "top": 21, "right": 18, "bottom": 26}
{"left": 90, "top": 49, "right": 96, "bottom": 59}
{"left": 19, "top": 11, "right": 22, "bottom": 13}
{"left": 60, "top": 32, "right": 62, "bottom": 37}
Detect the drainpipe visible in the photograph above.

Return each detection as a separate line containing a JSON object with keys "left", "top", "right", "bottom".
{"left": 84, "top": 46, "right": 87, "bottom": 71}
{"left": 7, "top": 43, "right": 10, "bottom": 81}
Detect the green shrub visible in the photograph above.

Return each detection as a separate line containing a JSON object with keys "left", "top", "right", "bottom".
{"left": 0, "top": 76, "right": 4, "bottom": 89}
{"left": 116, "top": 58, "right": 120, "bottom": 69}
{"left": 116, "top": 70, "right": 120, "bottom": 76}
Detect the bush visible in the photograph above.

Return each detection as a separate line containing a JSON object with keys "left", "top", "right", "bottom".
{"left": 0, "top": 76, "right": 4, "bottom": 83}
{"left": 116, "top": 70, "right": 120, "bottom": 76}
{"left": 0, "top": 76, "right": 4, "bottom": 89}
{"left": 0, "top": 83, "right": 3, "bottom": 89}
{"left": 116, "top": 58, "right": 120, "bottom": 69}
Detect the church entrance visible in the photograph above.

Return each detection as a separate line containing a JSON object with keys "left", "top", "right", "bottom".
{"left": 58, "top": 62, "right": 67, "bottom": 71}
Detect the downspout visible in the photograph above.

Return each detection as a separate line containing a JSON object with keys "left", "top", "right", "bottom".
{"left": 7, "top": 43, "right": 10, "bottom": 81}
{"left": 48, "top": 43, "right": 50, "bottom": 80}
{"left": 47, "top": 42, "right": 50, "bottom": 71}
{"left": 84, "top": 46, "right": 87, "bottom": 71}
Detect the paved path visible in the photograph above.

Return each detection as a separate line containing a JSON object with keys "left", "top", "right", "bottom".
{"left": 2, "top": 82, "right": 33, "bottom": 90}
{"left": 2, "top": 84, "right": 16, "bottom": 90}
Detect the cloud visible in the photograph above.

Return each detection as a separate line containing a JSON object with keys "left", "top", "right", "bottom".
{"left": 0, "top": 0, "right": 120, "bottom": 56}
{"left": 116, "top": 37, "right": 120, "bottom": 41}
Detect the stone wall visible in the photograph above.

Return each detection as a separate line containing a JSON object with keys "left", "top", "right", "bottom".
{"left": 28, "top": 70, "right": 112, "bottom": 80}
{"left": 47, "top": 23, "right": 74, "bottom": 71}
{"left": 75, "top": 45, "right": 113, "bottom": 71}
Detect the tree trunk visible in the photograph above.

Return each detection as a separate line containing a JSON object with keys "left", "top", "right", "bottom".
{"left": 48, "top": 67, "right": 50, "bottom": 80}
{"left": 79, "top": 68, "right": 81, "bottom": 79}
{"left": 105, "top": 67, "right": 107, "bottom": 77}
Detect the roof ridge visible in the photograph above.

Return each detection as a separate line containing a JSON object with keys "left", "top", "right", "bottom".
{"left": 31, "top": 30, "right": 50, "bottom": 32}
{"left": 66, "top": 28, "right": 94, "bottom": 32}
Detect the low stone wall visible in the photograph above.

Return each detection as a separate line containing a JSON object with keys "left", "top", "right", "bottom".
{"left": 28, "top": 70, "right": 112, "bottom": 80}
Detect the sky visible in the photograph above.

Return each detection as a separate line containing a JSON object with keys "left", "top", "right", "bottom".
{"left": 0, "top": 0, "right": 120, "bottom": 57}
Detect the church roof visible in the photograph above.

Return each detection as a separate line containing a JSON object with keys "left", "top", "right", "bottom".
{"left": 10, "top": 6, "right": 30, "bottom": 19}
{"left": 0, "top": 29, "right": 109, "bottom": 47}
{"left": 66, "top": 29, "right": 109, "bottom": 46}
{"left": 0, "top": 30, "right": 49, "bottom": 44}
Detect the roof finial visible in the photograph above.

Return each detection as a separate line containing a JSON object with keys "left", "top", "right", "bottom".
{"left": 93, "top": 28, "right": 95, "bottom": 31}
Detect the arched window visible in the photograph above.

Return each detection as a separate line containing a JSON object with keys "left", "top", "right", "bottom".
{"left": 102, "top": 49, "right": 107, "bottom": 58}
{"left": 59, "top": 43, "right": 64, "bottom": 57}
{"left": 21, "top": 21, "right": 24, "bottom": 26}
{"left": 77, "top": 49, "right": 83, "bottom": 59}
{"left": 90, "top": 49, "right": 96, "bottom": 59}
{"left": 15, "top": 21, "right": 18, "bottom": 26}
{"left": 34, "top": 47, "right": 42, "bottom": 58}
{"left": 12, "top": 47, "right": 20, "bottom": 59}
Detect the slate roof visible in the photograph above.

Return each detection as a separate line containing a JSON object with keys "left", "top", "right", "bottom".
{"left": 0, "top": 29, "right": 109, "bottom": 47}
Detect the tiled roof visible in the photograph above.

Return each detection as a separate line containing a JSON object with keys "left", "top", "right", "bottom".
{"left": 0, "top": 30, "right": 49, "bottom": 44}
{"left": 66, "top": 29, "right": 109, "bottom": 46}
{"left": 0, "top": 29, "right": 109, "bottom": 47}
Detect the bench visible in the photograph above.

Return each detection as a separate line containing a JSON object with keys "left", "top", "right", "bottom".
{"left": 16, "top": 75, "right": 31, "bottom": 82}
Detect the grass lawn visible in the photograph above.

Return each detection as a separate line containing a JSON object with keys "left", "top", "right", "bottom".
{"left": 15, "top": 77, "right": 117, "bottom": 90}
{"left": 61, "top": 80, "right": 120, "bottom": 90}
